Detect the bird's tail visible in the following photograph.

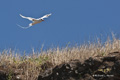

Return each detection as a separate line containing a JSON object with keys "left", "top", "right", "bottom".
{"left": 16, "top": 24, "right": 32, "bottom": 29}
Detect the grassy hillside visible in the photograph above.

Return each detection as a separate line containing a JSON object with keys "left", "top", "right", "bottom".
{"left": 0, "top": 35, "right": 120, "bottom": 80}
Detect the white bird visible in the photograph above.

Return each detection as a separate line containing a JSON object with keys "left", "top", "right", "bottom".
{"left": 17, "top": 13, "right": 52, "bottom": 29}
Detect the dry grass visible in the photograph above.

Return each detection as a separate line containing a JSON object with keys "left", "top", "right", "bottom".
{"left": 0, "top": 34, "right": 120, "bottom": 79}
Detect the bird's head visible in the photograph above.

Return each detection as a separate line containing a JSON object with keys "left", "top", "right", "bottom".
{"left": 41, "top": 19, "right": 44, "bottom": 21}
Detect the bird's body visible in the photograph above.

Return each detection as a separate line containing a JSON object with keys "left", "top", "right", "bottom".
{"left": 29, "top": 19, "right": 44, "bottom": 26}
{"left": 17, "top": 13, "right": 51, "bottom": 29}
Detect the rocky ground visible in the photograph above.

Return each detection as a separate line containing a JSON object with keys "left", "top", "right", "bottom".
{"left": 0, "top": 51, "right": 120, "bottom": 80}
{"left": 38, "top": 51, "right": 120, "bottom": 80}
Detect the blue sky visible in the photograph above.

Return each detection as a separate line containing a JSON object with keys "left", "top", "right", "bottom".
{"left": 0, "top": 0, "right": 120, "bottom": 53}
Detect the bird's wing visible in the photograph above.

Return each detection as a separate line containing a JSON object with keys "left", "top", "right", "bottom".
{"left": 38, "top": 13, "right": 52, "bottom": 20}
{"left": 20, "top": 14, "right": 36, "bottom": 21}
{"left": 17, "top": 23, "right": 32, "bottom": 29}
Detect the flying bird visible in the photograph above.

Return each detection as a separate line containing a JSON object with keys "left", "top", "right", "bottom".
{"left": 17, "top": 13, "right": 52, "bottom": 29}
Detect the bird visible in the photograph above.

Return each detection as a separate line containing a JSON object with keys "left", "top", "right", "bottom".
{"left": 17, "top": 13, "right": 52, "bottom": 29}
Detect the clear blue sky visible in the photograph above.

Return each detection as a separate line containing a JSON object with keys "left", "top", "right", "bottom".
{"left": 0, "top": 0, "right": 120, "bottom": 53}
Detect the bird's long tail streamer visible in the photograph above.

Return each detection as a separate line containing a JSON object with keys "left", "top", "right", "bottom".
{"left": 16, "top": 24, "right": 32, "bottom": 29}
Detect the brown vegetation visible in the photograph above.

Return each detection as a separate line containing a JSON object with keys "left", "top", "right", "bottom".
{"left": 0, "top": 35, "right": 120, "bottom": 80}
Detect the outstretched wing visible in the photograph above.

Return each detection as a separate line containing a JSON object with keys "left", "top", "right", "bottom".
{"left": 38, "top": 13, "right": 52, "bottom": 20}
{"left": 20, "top": 14, "right": 36, "bottom": 21}
{"left": 17, "top": 23, "right": 32, "bottom": 29}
